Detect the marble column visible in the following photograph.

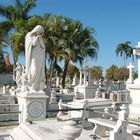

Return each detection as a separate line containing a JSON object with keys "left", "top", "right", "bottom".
{"left": 83, "top": 71, "right": 87, "bottom": 85}
{"left": 79, "top": 70, "right": 82, "bottom": 85}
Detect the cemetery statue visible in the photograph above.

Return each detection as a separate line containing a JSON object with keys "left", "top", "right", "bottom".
{"left": 25, "top": 25, "right": 46, "bottom": 92}
{"left": 15, "top": 62, "right": 22, "bottom": 87}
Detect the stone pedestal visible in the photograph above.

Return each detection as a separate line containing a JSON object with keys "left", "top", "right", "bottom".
{"left": 60, "top": 120, "right": 82, "bottom": 140}
{"left": 74, "top": 85, "right": 96, "bottom": 99}
{"left": 127, "top": 84, "right": 140, "bottom": 119}
{"left": 17, "top": 92, "right": 49, "bottom": 123}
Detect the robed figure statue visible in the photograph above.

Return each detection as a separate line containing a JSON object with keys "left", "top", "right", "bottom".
{"left": 24, "top": 25, "right": 46, "bottom": 92}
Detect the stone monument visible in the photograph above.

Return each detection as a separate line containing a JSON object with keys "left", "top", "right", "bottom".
{"left": 72, "top": 74, "right": 78, "bottom": 86}
{"left": 17, "top": 25, "right": 49, "bottom": 123}
{"left": 127, "top": 41, "right": 140, "bottom": 119}
{"left": 74, "top": 60, "right": 96, "bottom": 99}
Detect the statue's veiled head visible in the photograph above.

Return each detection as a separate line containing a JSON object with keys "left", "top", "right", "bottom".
{"left": 31, "top": 25, "right": 44, "bottom": 35}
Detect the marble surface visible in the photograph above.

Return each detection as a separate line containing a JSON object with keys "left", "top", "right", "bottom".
{"left": 11, "top": 119, "right": 94, "bottom": 140}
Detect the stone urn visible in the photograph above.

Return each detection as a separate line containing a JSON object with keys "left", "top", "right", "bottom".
{"left": 60, "top": 120, "right": 82, "bottom": 140}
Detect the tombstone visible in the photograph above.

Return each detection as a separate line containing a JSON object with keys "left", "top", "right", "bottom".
{"left": 47, "top": 89, "right": 58, "bottom": 117}
{"left": 74, "top": 60, "right": 96, "bottom": 99}
{"left": 50, "top": 89, "right": 57, "bottom": 103}
{"left": 104, "top": 80, "right": 115, "bottom": 91}
{"left": 115, "top": 80, "right": 126, "bottom": 90}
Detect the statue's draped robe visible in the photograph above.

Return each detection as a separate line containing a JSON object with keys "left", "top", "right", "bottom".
{"left": 25, "top": 26, "right": 46, "bottom": 91}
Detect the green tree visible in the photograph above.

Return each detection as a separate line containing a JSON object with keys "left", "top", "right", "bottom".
{"left": 42, "top": 16, "right": 98, "bottom": 88}
{"left": 67, "top": 63, "right": 79, "bottom": 79}
{"left": 0, "top": 22, "right": 11, "bottom": 73}
{"left": 91, "top": 66, "right": 103, "bottom": 80}
{"left": 116, "top": 41, "right": 133, "bottom": 66}
{"left": 61, "top": 17, "right": 98, "bottom": 88}
{"left": 118, "top": 67, "right": 129, "bottom": 81}
{"left": 105, "top": 65, "right": 129, "bottom": 81}
{"left": 105, "top": 65, "right": 119, "bottom": 81}
{"left": 44, "top": 15, "right": 64, "bottom": 84}
{"left": 0, "top": 0, "right": 36, "bottom": 65}
{"left": 134, "top": 71, "right": 138, "bottom": 80}
{"left": 0, "top": 47, "right": 6, "bottom": 73}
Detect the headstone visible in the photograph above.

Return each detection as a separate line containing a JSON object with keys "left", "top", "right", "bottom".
{"left": 50, "top": 89, "right": 57, "bottom": 103}
{"left": 74, "top": 61, "right": 96, "bottom": 99}
{"left": 115, "top": 80, "right": 126, "bottom": 90}
{"left": 104, "top": 80, "right": 115, "bottom": 91}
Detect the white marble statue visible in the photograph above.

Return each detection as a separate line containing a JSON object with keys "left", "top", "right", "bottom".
{"left": 25, "top": 25, "right": 46, "bottom": 92}
{"left": 15, "top": 62, "right": 22, "bottom": 87}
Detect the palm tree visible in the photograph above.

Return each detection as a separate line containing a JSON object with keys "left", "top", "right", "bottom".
{"left": 0, "top": 30, "right": 10, "bottom": 73}
{"left": 116, "top": 41, "right": 133, "bottom": 66}
{"left": 60, "top": 17, "right": 98, "bottom": 89}
{"left": 0, "top": 0, "right": 36, "bottom": 65}
{"left": 0, "top": 47, "right": 6, "bottom": 73}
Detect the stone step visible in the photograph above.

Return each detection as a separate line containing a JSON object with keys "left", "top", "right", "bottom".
{"left": 0, "top": 136, "right": 10, "bottom": 140}
{"left": 0, "top": 94, "right": 15, "bottom": 98}
{"left": 0, "top": 114, "right": 19, "bottom": 122}
{"left": 10, "top": 125, "right": 34, "bottom": 140}
{"left": 0, "top": 121, "right": 18, "bottom": 127}
{"left": 0, "top": 104, "right": 19, "bottom": 112}
{"left": 0, "top": 95, "right": 16, "bottom": 104}
{"left": 0, "top": 100, "right": 15, "bottom": 104}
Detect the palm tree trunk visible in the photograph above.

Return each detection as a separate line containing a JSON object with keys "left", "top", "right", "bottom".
{"left": 11, "top": 47, "right": 18, "bottom": 81}
{"left": 62, "top": 60, "right": 69, "bottom": 89}
{"left": 11, "top": 47, "right": 17, "bottom": 67}
{"left": 45, "top": 59, "right": 48, "bottom": 85}
{"left": 124, "top": 53, "right": 126, "bottom": 67}
{"left": 0, "top": 51, "right": 6, "bottom": 73}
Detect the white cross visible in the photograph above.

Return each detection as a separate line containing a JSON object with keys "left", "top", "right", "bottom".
{"left": 127, "top": 62, "right": 134, "bottom": 83}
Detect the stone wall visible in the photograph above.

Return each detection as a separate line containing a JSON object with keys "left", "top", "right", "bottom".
{"left": 0, "top": 74, "right": 13, "bottom": 85}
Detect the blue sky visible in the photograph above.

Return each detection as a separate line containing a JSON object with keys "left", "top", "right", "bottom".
{"left": 1, "top": 0, "right": 140, "bottom": 73}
